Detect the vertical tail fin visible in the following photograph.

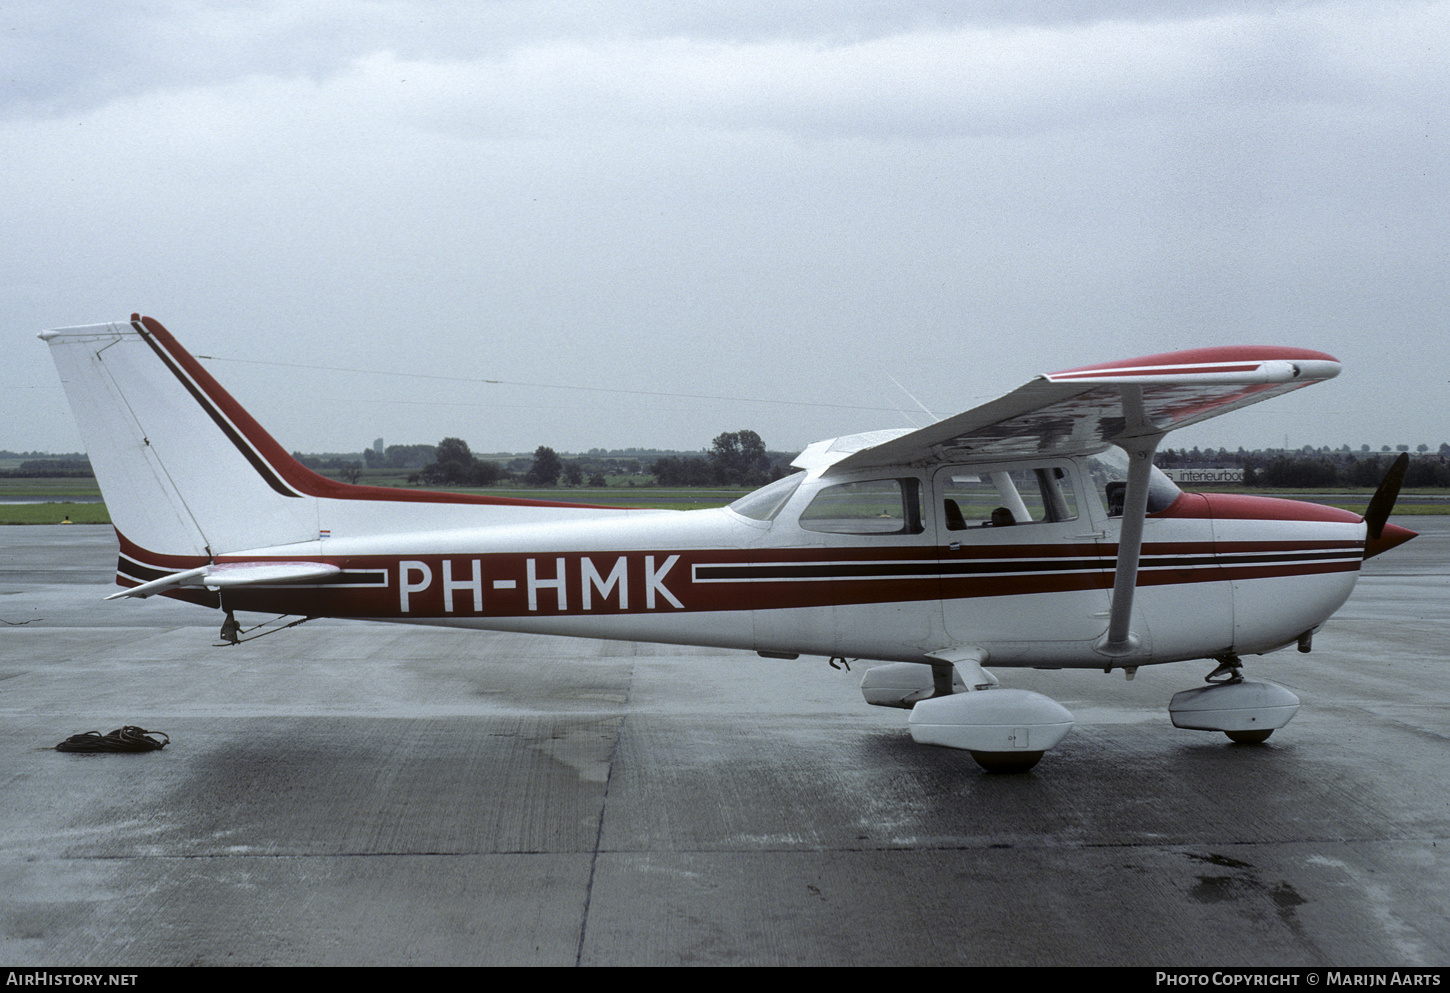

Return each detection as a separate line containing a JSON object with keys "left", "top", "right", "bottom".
{"left": 41, "top": 315, "right": 322, "bottom": 558}
{"left": 44, "top": 314, "right": 632, "bottom": 585}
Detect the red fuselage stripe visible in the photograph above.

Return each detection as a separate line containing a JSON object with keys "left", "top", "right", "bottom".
{"left": 118, "top": 538, "right": 1362, "bottom": 619}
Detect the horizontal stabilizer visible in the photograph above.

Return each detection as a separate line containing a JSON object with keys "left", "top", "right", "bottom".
{"left": 106, "top": 561, "right": 341, "bottom": 599}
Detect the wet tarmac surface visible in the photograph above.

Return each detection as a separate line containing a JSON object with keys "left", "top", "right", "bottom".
{"left": 1, "top": 521, "right": 1445, "bottom": 966}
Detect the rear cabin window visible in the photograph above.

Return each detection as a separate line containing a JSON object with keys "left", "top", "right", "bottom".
{"left": 941, "top": 467, "right": 1078, "bottom": 530}
{"left": 798, "top": 478, "right": 924, "bottom": 535}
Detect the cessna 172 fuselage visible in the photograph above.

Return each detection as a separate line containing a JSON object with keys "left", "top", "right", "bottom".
{"left": 41, "top": 316, "right": 1415, "bottom": 771}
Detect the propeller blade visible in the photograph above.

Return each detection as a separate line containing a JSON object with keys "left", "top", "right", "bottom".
{"left": 1363, "top": 452, "right": 1409, "bottom": 541}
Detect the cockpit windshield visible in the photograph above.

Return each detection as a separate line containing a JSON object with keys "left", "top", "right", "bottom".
{"left": 1084, "top": 447, "right": 1183, "bottom": 516}
{"left": 727, "top": 471, "right": 805, "bottom": 522}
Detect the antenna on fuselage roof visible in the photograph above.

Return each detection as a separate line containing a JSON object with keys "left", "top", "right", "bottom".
{"left": 883, "top": 372, "right": 939, "bottom": 429}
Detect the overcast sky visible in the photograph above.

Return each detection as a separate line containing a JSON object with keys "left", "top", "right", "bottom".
{"left": 5, "top": 1, "right": 1447, "bottom": 460}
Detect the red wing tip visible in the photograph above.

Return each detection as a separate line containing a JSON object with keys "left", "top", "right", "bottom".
{"left": 1050, "top": 346, "right": 1341, "bottom": 378}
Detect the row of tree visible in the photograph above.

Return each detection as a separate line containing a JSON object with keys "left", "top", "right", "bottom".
{"left": 0, "top": 457, "right": 94, "bottom": 478}
{"left": 413, "top": 440, "right": 613, "bottom": 488}
{"left": 362, "top": 444, "right": 438, "bottom": 470}
{"left": 1244, "top": 453, "right": 1450, "bottom": 489}
{"left": 651, "top": 430, "right": 791, "bottom": 487}
{"left": 10, "top": 440, "right": 1446, "bottom": 491}
{"left": 289, "top": 438, "right": 1450, "bottom": 491}
{"left": 407, "top": 430, "right": 794, "bottom": 489}
{"left": 417, "top": 438, "right": 511, "bottom": 486}
{"left": 1155, "top": 446, "right": 1450, "bottom": 488}
{"left": 1161, "top": 444, "right": 1450, "bottom": 466}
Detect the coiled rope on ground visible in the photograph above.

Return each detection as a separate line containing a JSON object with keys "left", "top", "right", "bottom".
{"left": 55, "top": 726, "right": 170, "bottom": 752}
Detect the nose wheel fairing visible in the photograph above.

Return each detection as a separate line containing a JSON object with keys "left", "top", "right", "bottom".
{"left": 1168, "top": 657, "right": 1300, "bottom": 742}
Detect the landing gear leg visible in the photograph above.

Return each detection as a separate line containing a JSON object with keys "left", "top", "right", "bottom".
{"left": 1204, "top": 654, "right": 1245, "bottom": 684}
{"left": 219, "top": 610, "right": 240, "bottom": 645}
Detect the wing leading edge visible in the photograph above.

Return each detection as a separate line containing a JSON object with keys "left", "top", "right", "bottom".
{"left": 816, "top": 346, "right": 1340, "bottom": 474}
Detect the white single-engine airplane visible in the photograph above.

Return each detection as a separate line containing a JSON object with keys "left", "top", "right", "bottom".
{"left": 41, "top": 316, "right": 1416, "bottom": 771}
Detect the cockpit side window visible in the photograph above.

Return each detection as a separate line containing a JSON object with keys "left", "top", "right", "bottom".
{"left": 798, "top": 478, "right": 924, "bottom": 535}
{"left": 1084, "top": 447, "right": 1183, "bottom": 516}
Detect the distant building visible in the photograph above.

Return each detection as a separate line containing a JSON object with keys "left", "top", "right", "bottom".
{"left": 1162, "top": 467, "right": 1243, "bottom": 483}
{"left": 373, "top": 437, "right": 384, "bottom": 454}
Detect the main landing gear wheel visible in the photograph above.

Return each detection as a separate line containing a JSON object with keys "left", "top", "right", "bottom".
{"left": 1224, "top": 729, "right": 1273, "bottom": 744}
{"left": 909, "top": 686, "right": 1074, "bottom": 772}
{"left": 969, "top": 750, "right": 1044, "bottom": 773}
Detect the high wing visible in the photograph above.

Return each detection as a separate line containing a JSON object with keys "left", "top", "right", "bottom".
{"left": 797, "top": 345, "right": 1343, "bottom": 659}
{"left": 807, "top": 346, "right": 1341, "bottom": 474}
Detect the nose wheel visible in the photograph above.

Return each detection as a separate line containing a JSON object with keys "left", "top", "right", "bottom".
{"left": 1169, "top": 655, "right": 1300, "bottom": 743}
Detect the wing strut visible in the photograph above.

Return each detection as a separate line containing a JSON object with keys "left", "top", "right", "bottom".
{"left": 1096, "top": 387, "right": 1164, "bottom": 657}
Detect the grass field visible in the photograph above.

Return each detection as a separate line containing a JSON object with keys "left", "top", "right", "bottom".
{"left": 0, "top": 477, "right": 751, "bottom": 524}
{"left": 0, "top": 479, "right": 103, "bottom": 500}
{"left": 0, "top": 503, "right": 111, "bottom": 525}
